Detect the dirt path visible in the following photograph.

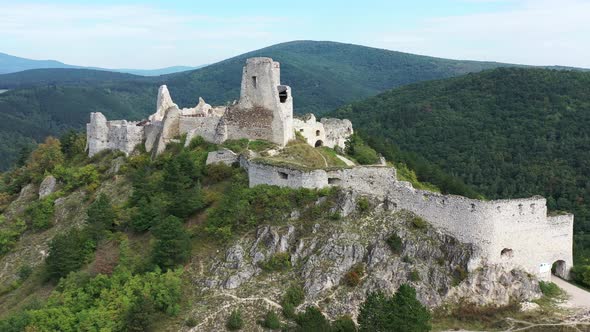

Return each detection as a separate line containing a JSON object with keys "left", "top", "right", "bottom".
{"left": 552, "top": 275, "right": 590, "bottom": 308}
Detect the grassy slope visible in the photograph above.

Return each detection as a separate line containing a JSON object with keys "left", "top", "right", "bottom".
{"left": 330, "top": 67, "right": 590, "bottom": 239}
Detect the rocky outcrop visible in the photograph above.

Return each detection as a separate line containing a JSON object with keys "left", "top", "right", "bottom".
{"left": 38, "top": 175, "right": 57, "bottom": 199}
{"left": 150, "top": 85, "right": 177, "bottom": 122}
{"left": 447, "top": 265, "right": 541, "bottom": 306}
{"left": 194, "top": 193, "right": 541, "bottom": 330}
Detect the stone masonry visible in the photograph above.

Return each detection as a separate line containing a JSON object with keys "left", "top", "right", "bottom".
{"left": 235, "top": 158, "right": 573, "bottom": 282}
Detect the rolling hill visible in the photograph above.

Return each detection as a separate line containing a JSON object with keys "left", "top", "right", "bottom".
{"left": 0, "top": 41, "right": 516, "bottom": 169}
{"left": 0, "top": 52, "right": 78, "bottom": 74}
{"left": 329, "top": 67, "right": 590, "bottom": 258}
{"left": 0, "top": 52, "right": 201, "bottom": 76}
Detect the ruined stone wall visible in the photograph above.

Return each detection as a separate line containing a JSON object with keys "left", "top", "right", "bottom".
{"left": 321, "top": 118, "right": 353, "bottom": 149}
{"left": 293, "top": 115, "right": 353, "bottom": 149}
{"left": 247, "top": 162, "right": 328, "bottom": 189}
{"left": 293, "top": 115, "right": 326, "bottom": 148}
{"left": 180, "top": 116, "right": 222, "bottom": 143}
{"left": 224, "top": 106, "right": 276, "bottom": 142}
{"left": 326, "top": 166, "right": 396, "bottom": 196}
{"left": 86, "top": 112, "right": 144, "bottom": 157}
{"left": 385, "top": 184, "right": 574, "bottom": 280}
{"left": 246, "top": 161, "right": 396, "bottom": 197}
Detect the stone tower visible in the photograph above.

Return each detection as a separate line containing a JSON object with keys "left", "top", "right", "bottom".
{"left": 234, "top": 57, "right": 294, "bottom": 146}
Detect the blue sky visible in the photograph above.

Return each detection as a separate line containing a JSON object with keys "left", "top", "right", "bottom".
{"left": 1, "top": 0, "right": 589, "bottom": 68}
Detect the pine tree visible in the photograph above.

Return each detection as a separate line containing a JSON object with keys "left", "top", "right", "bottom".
{"left": 151, "top": 216, "right": 191, "bottom": 270}
{"left": 87, "top": 193, "right": 116, "bottom": 241}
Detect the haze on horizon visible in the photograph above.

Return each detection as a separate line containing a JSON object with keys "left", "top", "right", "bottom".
{"left": 1, "top": 0, "right": 589, "bottom": 69}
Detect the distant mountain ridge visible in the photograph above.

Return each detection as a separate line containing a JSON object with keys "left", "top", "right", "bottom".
{"left": 0, "top": 52, "right": 202, "bottom": 76}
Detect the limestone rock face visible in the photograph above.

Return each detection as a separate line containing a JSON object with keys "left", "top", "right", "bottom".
{"left": 193, "top": 193, "right": 542, "bottom": 331}
{"left": 38, "top": 176, "right": 57, "bottom": 199}
{"left": 447, "top": 265, "right": 541, "bottom": 306}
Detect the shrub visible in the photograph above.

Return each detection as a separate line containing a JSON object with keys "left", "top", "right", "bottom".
{"left": 60, "top": 130, "right": 87, "bottom": 160}
{"left": 343, "top": 264, "right": 365, "bottom": 287}
{"left": 130, "top": 196, "right": 164, "bottom": 232}
{"left": 571, "top": 265, "right": 590, "bottom": 287}
{"left": 17, "top": 265, "right": 33, "bottom": 281}
{"left": 45, "top": 229, "right": 95, "bottom": 281}
{"left": 259, "top": 252, "right": 291, "bottom": 272}
{"left": 125, "top": 296, "right": 156, "bottom": 332}
{"left": 54, "top": 164, "right": 100, "bottom": 192}
{"left": 410, "top": 216, "right": 428, "bottom": 230}
{"left": 357, "top": 197, "right": 369, "bottom": 212}
{"left": 295, "top": 306, "right": 330, "bottom": 331}
{"left": 226, "top": 309, "right": 243, "bottom": 330}
{"left": 205, "top": 163, "right": 235, "bottom": 183}
{"left": 261, "top": 310, "right": 281, "bottom": 329}
{"left": 358, "top": 285, "right": 431, "bottom": 332}
{"left": 25, "top": 137, "right": 64, "bottom": 182}
{"left": 281, "top": 284, "right": 305, "bottom": 318}
{"left": 539, "top": 281, "right": 562, "bottom": 298}
{"left": 409, "top": 270, "right": 421, "bottom": 282}
{"left": 87, "top": 193, "right": 116, "bottom": 241}
{"left": 386, "top": 233, "right": 403, "bottom": 254}
{"left": 329, "top": 212, "right": 342, "bottom": 220}
{"left": 452, "top": 266, "right": 468, "bottom": 286}
{"left": 0, "top": 218, "right": 26, "bottom": 256}
{"left": 345, "top": 134, "right": 380, "bottom": 165}
{"left": 402, "top": 255, "right": 414, "bottom": 264}
{"left": 185, "top": 317, "right": 198, "bottom": 327}
{"left": 331, "top": 316, "right": 357, "bottom": 332}
{"left": 151, "top": 216, "right": 191, "bottom": 270}
{"left": 26, "top": 197, "right": 55, "bottom": 231}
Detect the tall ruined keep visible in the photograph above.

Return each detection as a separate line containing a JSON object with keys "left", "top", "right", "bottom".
{"left": 86, "top": 57, "right": 351, "bottom": 157}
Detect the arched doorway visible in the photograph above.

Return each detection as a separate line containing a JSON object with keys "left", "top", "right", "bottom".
{"left": 315, "top": 140, "right": 323, "bottom": 147}
{"left": 552, "top": 260, "right": 567, "bottom": 279}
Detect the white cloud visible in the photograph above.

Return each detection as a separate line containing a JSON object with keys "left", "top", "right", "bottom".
{"left": 0, "top": 3, "right": 289, "bottom": 68}
{"left": 373, "top": 0, "right": 590, "bottom": 67}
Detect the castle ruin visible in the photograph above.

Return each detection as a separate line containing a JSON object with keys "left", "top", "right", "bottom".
{"left": 86, "top": 57, "right": 352, "bottom": 157}
{"left": 86, "top": 56, "right": 574, "bottom": 283}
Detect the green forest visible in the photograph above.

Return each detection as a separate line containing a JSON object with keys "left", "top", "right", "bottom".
{"left": 330, "top": 67, "right": 590, "bottom": 264}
